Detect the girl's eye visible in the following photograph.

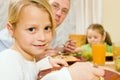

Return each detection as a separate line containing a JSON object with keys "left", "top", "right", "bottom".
{"left": 88, "top": 36, "right": 91, "bottom": 39}
{"left": 94, "top": 36, "right": 98, "bottom": 39}
{"left": 44, "top": 26, "right": 52, "bottom": 31}
{"left": 28, "top": 27, "right": 35, "bottom": 32}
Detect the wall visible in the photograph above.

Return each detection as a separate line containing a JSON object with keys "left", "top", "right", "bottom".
{"left": 102, "top": 0, "right": 120, "bottom": 43}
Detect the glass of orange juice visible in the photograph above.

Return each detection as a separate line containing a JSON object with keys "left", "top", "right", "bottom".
{"left": 92, "top": 44, "right": 106, "bottom": 66}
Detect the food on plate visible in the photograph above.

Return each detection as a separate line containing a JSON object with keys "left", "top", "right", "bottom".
{"left": 82, "top": 51, "right": 92, "bottom": 61}
{"left": 54, "top": 55, "right": 80, "bottom": 62}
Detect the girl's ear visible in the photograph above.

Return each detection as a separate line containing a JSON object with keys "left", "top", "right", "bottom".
{"left": 7, "top": 22, "right": 14, "bottom": 37}
{"left": 102, "top": 32, "right": 106, "bottom": 42}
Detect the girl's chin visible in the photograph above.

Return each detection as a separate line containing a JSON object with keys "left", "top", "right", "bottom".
{"left": 34, "top": 50, "right": 45, "bottom": 55}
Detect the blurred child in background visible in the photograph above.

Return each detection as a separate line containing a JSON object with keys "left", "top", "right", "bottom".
{"left": 75, "top": 24, "right": 113, "bottom": 60}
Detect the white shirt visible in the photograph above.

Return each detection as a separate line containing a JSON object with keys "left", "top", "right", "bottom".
{"left": 0, "top": 49, "right": 72, "bottom": 80}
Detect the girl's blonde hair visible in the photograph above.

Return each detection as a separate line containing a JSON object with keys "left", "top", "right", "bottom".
{"left": 8, "top": 0, "right": 55, "bottom": 35}
{"left": 86, "top": 24, "right": 112, "bottom": 45}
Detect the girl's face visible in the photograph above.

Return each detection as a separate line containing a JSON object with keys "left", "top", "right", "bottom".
{"left": 8, "top": 5, "right": 53, "bottom": 59}
{"left": 87, "top": 29, "right": 104, "bottom": 45}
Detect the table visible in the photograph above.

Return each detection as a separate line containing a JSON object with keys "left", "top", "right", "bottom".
{"left": 55, "top": 55, "right": 120, "bottom": 74}
{"left": 105, "top": 61, "right": 115, "bottom": 70}
{"left": 102, "top": 61, "right": 120, "bottom": 75}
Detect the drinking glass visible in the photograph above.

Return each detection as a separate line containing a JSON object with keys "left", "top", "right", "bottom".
{"left": 92, "top": 44, "right": 106, "bottom": 66}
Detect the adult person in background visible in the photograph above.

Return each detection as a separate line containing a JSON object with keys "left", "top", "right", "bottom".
{"left": 0, "top": 0, "right": 76, "bottom": 56}
{"left": 0, "top": 0, "right": 9, "bottom": 30}
{"left": 49, "top": 0, "right": 76, "bottom": 53}
{"left": 0, "top": 0, "right": 13, "bottom": 50}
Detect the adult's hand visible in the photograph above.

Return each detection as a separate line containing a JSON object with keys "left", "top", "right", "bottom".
{"left": 63, "top": 40, "right": 76, "bottom": 54}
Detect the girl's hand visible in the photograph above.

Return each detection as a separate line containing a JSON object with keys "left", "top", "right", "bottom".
{"left": 68, "top": 62, "right": 104, "bottom": 80}
{"left": 49, "top": 57, "right": 68, "bottom": 67}
{"left": 74, "top": 47, "right": 83, "bottom": 52}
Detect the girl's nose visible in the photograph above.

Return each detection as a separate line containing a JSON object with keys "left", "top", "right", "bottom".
{"left": 37, "top": 31, "right": 45, "bottom": 41}
{"left": 92, "top": 39, "right": 94, "bottom": 42}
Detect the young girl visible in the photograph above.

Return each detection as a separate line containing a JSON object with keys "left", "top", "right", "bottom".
{"left": 0, "top": 0, "right": 104, "bottom": 80}
{"left": 75, "top": 24, "right": 113, "bottom": 60}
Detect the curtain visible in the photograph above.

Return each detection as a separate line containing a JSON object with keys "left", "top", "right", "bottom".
{"left": 74, "top": 0, "right": 102, "bottom": 34}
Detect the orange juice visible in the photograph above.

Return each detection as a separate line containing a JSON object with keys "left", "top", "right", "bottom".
{"left": 69, "top": 34, "right": 86, "bottom": 47}
{"left": 92, "top": 44, "right": 106, "bottom": 66}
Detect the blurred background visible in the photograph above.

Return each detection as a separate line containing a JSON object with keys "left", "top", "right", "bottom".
{"left": 0, "top": 0, "right": 120, "bottom": 43}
